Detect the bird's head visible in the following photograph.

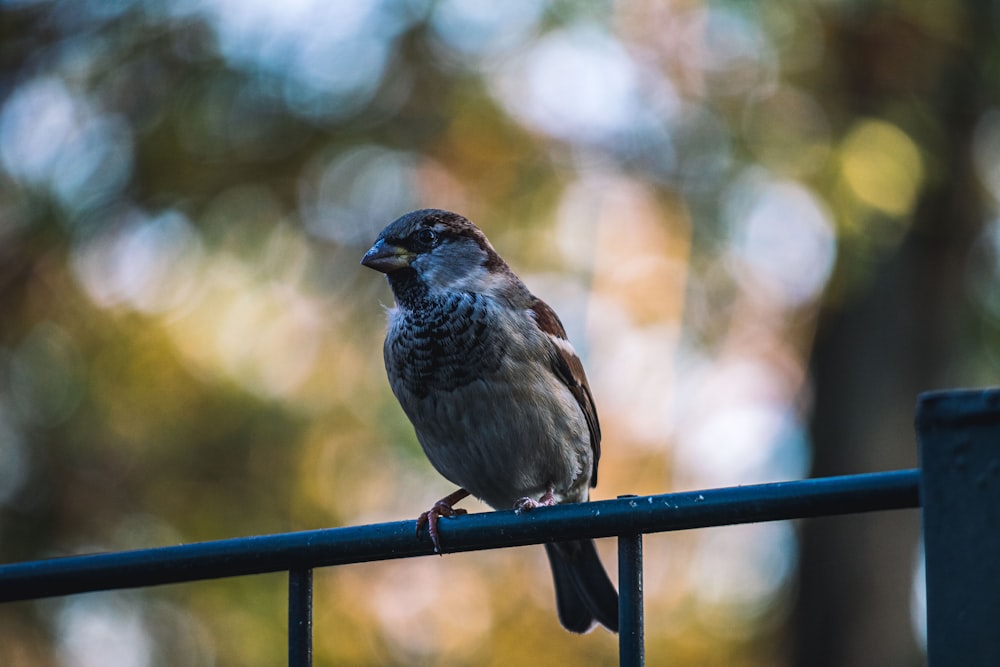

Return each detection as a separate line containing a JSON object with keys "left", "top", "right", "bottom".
{"left": 362, "top": 209, "right": 517, "bottom": 298}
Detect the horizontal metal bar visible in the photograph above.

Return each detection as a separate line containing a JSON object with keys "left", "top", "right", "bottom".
{"left": 0, "top": 469, "right": 919, "bottom": 603}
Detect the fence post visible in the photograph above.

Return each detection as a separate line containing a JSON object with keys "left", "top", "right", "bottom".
{"left": 289, "top": 568, "right": 313, "bottom": 667}
{"left": 917, "top": 388, "right": 1000, "bottom": 667}
{"left": 618, "top": 493, "right": 645, "bottom": 667}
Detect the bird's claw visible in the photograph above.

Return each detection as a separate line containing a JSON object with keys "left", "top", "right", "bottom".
{"left": 417, "top": 499, "right": 468, "bottom": 554}
{"left": 514, "top": 486, "right": 557, "bottom": 515}
{"left": 513, "top": 497, "right": 540, "bottom": 514}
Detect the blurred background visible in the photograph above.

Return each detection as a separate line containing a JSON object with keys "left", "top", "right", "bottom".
{"left": 0, "top": 0, "right": 997, "bottom": 665}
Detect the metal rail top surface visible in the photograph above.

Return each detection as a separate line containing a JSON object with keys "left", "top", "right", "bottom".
{"left": 0, "top": 469, "right": 919, "bottom": 603}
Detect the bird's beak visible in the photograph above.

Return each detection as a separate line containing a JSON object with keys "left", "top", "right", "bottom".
{"left": 361, "top": 239, "right": 414, "bottom": 274}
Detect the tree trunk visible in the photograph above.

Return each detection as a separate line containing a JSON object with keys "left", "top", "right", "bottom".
{"left": 793, "top": 7, "right": 991, "bottom": 666}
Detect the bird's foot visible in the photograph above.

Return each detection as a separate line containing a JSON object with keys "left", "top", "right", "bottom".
{"left": 514, "top": 485, "right": 556, "bottom": 515}
{"left": 416, "top": 488, "right": 470, "bottom": 554}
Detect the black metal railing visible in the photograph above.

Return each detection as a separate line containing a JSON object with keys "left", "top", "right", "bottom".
{"left": 1, "top": 388, "right": 998, "bottom": 666}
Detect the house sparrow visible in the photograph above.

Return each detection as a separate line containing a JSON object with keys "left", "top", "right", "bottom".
{"left": 361, "top": 209, "right": 618, "bottom": 633}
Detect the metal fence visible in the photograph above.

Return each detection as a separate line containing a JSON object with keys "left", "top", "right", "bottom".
{"left": 1, "top": 388, "right": 997, "bottom": 666}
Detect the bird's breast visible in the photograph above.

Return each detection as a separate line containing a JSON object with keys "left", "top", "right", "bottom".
{"left": 384, "top": 292, "right": 506, "bottom": 398}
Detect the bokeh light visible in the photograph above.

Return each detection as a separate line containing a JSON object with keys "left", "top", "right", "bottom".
{"left": 725, "top": 171, "right": 836, "bottom": 308}
{"left": 0, "top": 77, "right": 133, "bottom": 217}
{"left": 493, "top": 23, "right": 647, "bottom": 143}
{"left": 840, "top": 119, "right": 924, "bottom": 219}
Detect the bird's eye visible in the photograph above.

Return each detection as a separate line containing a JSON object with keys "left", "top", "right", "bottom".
{"left": 415, "top": 228, "right": 438, "bottom": 248}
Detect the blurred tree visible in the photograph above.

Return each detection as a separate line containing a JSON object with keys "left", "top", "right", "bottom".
{"left": 796, "top": 4, "right": 996, "bottom": 666}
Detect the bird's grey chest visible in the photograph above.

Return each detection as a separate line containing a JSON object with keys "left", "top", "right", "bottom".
{"left": 385, "top": 293, "right": 505, "bottom": 399}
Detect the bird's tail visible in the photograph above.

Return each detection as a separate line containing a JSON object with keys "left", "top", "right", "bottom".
{"left": 544, "top": 539, "right": 619, "bottom": 633}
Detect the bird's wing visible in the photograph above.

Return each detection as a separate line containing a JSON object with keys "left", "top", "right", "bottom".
{"left": 529, "top": 298, "right": 602, "bottom": 486}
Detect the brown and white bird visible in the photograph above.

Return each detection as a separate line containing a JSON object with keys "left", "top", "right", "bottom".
{"left": 361, "top": 209, "right": 618, "bottom": 633}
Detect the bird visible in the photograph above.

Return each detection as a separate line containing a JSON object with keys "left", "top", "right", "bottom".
{"left": 361, "top": 208, "right": 618, "bottom": 633}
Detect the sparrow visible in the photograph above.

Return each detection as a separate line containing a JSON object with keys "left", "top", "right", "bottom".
{"left": 361, "top": 208, "right": 618, "bottom": 633}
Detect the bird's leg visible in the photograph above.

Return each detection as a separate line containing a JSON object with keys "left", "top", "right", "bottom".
{"left": 514, "top": 484, "right": 556, "bottom": 514}
{"left": 417, "top": 488, "right": 470, "bottom": 554}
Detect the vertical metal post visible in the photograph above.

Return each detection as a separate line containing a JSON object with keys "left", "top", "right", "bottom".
{"left": 917, "top": 389, "right": 1000, "bottom": 667}
{"left": 618, "top": 496, "right": 645, "bottom": 667}
{"left": 288, "top": 568, "right": 313, "bottom": 667}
